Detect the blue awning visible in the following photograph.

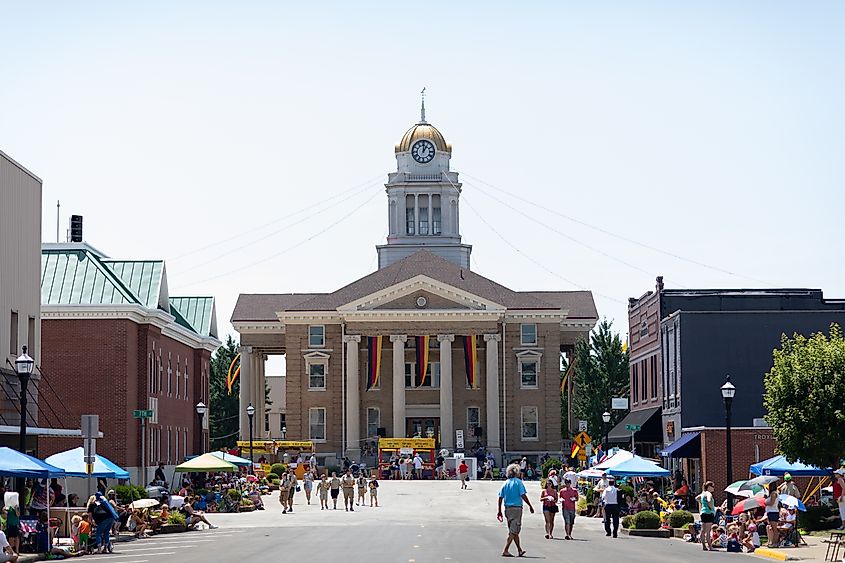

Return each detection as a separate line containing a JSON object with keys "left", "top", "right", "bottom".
{"left": 659, "top": 432, "right": 701, "bottom": 458}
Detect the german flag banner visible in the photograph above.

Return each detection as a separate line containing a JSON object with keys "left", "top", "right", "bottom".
{"left": 463, "top": 335, "right": 479, "bottom": 389}
{"left": 226, "top": 353, "right": 241, "bottom": 396}
{"left": 415, "top": 335, "right": 430, "bottom": 387}
{"left": 366, "top": 336, "right": 383, "bottom": 391}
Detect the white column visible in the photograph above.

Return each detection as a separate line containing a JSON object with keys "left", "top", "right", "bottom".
{"left": 344, "top": 335, "right": 362, "bottom": 459}
{"left": 390, "top": 335, "right": 407, "bottom": 437}
{"left": 251, "top": 354, "right": 262, "bottom": 430}
{"left": 438, "top": 334, "right": 455, "bottom": 450}
{"left": 239, "top": 346, "right": 253, "bottom": 441}
{"left": 259, "top": 354, "right": 267, "bottom": 438}
{"left": 484, "top": 334, "right": 502, "bottom": 456}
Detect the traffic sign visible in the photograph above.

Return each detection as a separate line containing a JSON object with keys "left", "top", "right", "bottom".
{"left": 573, "top": 431, "right": 592, "bottom": 448}
{"left": 577, "top": 449, "right": 587, "bottom": 461}
{"left": 133, "top": 410, "right": 154, "bottom": 419}
{"left": 578, "top": 420, "right": 588, "bottom": 432}
{"left": 625, "top": 424, "right": 641, "bottom": 432}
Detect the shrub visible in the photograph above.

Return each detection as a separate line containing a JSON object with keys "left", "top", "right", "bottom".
{"left": 240, "top": 499, "right": 254, "bottom": 508}
{"left": 585, "top": 488, "right": 595, "bottom": 504}
{"left": 633, "top": 510, "right": 661, "bottom": 530}
{"left": 540, "top": 458, "right": 563, "bottom": 478}
{"left": 618, "top": 484, "right": 635, "bottom": 500}
{"left": 621, "top": 515, "right": 635, "bottom": 529}
{"left": 798, "top": 505, "right": 839, "bottom": 531}
{"left": 114, "top": 485, "right": 147, "bottom": 504}
{"left": 576, "top": 496, "right": 587, "bottom": 514}
{"left": 269, "top": 463, "right": 287, "bottom": 477}
{"left": 668, "top": 510, "right": 694, "bottom": 529}
{"left": 167, "top": 512, "right": 186, "bottom": 526}
{"left": 227, "top": 489, "right": 241, "bottom": 500}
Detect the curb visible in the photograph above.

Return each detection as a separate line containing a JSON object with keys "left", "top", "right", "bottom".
{"left": 752, "top": 547, "right": 793, "bottom": 561}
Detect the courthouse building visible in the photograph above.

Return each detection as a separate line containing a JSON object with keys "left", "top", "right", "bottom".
{"left": 232, "top": 106, "right": 597, "bottom": 463}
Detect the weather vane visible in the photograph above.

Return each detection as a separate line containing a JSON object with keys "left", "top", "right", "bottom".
{"left": 420, "top": 87, "right": 427, "bottom": 123}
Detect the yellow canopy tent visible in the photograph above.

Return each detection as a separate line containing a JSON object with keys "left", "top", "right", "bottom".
{"left": 175, "top": 452, "right": 238, "bottom": 472}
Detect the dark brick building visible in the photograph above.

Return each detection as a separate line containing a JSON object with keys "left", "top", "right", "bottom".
{"left": 39, "top": 243, "right": 220, "bottom": 482}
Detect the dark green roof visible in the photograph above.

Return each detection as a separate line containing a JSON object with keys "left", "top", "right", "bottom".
{"left": 42, "top": 250, "right": 138, "bottom": 305}
{"left": 169, "top": 297, "right": 216, "bottom": 338}
{"left": 102, "top": 260, "right": 165, "bottom": 309}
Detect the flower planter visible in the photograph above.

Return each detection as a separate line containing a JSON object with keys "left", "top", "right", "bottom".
{"left": 622, "top": 528, "right": 672, "bottom": 538}
{"left": 240, "top": 505, "right": 255, "bottom": 512}
{"left": 160, "top": 524, "right": 187, "bottom": 534}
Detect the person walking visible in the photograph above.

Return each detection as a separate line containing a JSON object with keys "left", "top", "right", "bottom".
{"left": 540, "top": 480, "right": 558, "bottom": 539}
{"left": 601, "top": 478, "right": 621, "bottom": 538}
{"left": 285, "top": 468, "right": 298, "bottom": 513}
{"left": 560, "top": 478, "right": 578, "bottom": 540}
{"left": 496, "top": 464, "right": 534, "bottom": 557}
{"left": 459, "top": 460, "right": 469, "bottom": 489}
{"left": 695, "top": 481, "right": 716, "bottom": 551}
{"left": 318, "top": 474, "right": 330, "bottom": 510}
{"left": 303, "top": 471, "right": 313, "bottom": 505}
{"left": 341, "top": 470, "right": 356, "bottom": 511}
{"left": 356, "top": 474, "right": 367, "bottom": 506}
{"left": 87, "top": 492, "right": 117, "bottom": 554}
{"left": 329, "top": 472, "right": 341, "bottom": 510}
{"left": 368, "top": 477, "right": 379, "bottom": 507}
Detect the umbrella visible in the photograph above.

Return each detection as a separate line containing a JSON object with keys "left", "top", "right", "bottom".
{"left": 740, "top": 475, "right": 778, "bottom": 490}
{"left": 834, "top": 468, "right": 845, "bottom": 475}
{"left": 130, "top": 498, "right": 159, "bottom": 509}
{"left": 725, "top": 480, "right": 763, "bottom": 498}
{"left": 778, "top": 494, "right": 806, "bottom": 512}
{"left": 45, "top": 447, "right": 130, "bottom": 479}
{"left": 732, "top": 496, "right": 766, "bottom": 515}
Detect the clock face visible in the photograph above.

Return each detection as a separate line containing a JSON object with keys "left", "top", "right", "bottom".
{"left": 411, "top": 140, "right": 436, "bottom": 163}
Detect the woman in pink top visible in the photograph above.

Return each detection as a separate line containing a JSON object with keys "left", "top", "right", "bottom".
{"left": 540, "top": 480, "right": 559, "bottom": 539}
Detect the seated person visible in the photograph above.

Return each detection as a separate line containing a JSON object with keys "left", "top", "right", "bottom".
{"left": 36, "top": 511, "right": 82, "bottom": 558}
{"left": 182, "top": 497, "right": 218, "bottom": 530}
{"left": 126, "top": 508, "right": 149, "bottom": 537}
{"left": 67, "top": 493, "right": 80, "bottom": 508}
{"left": 710, "top": 526, "right": 728, "bottom": 549}
{"left": 0, "top": 527, "right": 19, "bottom": 563}
{"left": 776, "top": 507, "right": 797, "bottom": 544}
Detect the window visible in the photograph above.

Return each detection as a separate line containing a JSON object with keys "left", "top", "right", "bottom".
{"left": 167, "top": 358, "right": 172, "bottom": 395}
{"left": 419, "top": 205, "right": 429, "bottom": 235}
{"left": 519, "top": 360, "right": 538, "bottom": 388}
{"left": 27, "top": 317, "right": 35, "bottom": 355}
{"left": 406, "top": 207, "right": 416, "bottom": 235}
{"left": 9, "top": 311, "right": 18, "bottom": 355}
{"left": 308, "top": 325, "right": 325, "bottom": 348}
{"left": 651, "top": 355, "right": 658, "bottom": 400}
{"left": 167, "top": 428, "right": 171, "bottom": 464}
{"left": 308, "top": 363, "right": 326, "bottom": 390}
{"left": 640, "top": 319, "right": 649, "bottom": 337}
{"left": 309, "top": 408, "right": 326, "bottom": 441}
{"left": 432, "top": 206, "right": 441, "bottom": 235}
{"left": 467, "top": 407, "right": 480, "bottom": 434}
{"left": 280, "top": 413, "right": 286, "bottom": 433}
{"left": 367, "top": 407, "right": 380, "bottom": 438}
{"left": 640, "top": 359, "right": 647, "bottom": 402}
{"left": 175, "top": 363, "right": 180, "bottom": 398}
{"left": 520, "top": 323, "right": 537, "bottom": 346}
{"left": 405, "top": 362, "right": 440, "bottom": 388}
{"left": 520, "top": 406, "right": 538, "bottom": 440}
{"left": 632, "top": 363, "right": 638, "bottom": 404}
{"left": 264, "top": 412, "right": 270, "bottom": 432}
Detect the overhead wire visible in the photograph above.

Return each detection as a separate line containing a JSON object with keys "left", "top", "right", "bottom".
{"left": 458, "top": 170, "right": 776, "bottom": 287}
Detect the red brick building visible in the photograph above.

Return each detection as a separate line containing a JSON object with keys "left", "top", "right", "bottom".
{"left": 39, "top": 243, "right": 220, "bottom": 482}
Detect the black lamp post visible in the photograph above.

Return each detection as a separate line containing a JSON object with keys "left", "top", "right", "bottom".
{"left": 15, "top": 346, "right": 34, "bottom": 455}
{"left": 602, "top": 411, "right": 611, "bottom": 454}
{"left": 721, "top": 375, "right": 736, "bottom": 512}
{"left": 246, "top": 403, "right": 255, "bottom": 474}
{"left": 195, "top": 402, "right": 207, "bottom": 454}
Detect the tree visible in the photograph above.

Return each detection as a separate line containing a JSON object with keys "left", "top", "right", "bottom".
{"left": 763, "top": 323, "right": 845, "bottom": 469}
{"left": 571, "top": 319, "right": 629, "bottom": 444}
{"left": 209, "top": 335, "right": 240, "bottom": 451}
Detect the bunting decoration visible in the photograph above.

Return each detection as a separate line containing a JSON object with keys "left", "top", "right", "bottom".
{"left": 226, "top": 353, "right": 241, "bottom": 396}
{"left": 463, "top": 335, "right": 479, "bottom": 389}
{"left": 366, "top": 336, "right": 383, "bottom": 390}
{"left": 560, "top": 357, "right": 575, "bottom": 394}
{"left": 415, "top": 335, "right": 430, "bottom": 387}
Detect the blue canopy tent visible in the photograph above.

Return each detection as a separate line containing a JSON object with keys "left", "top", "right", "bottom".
{"left": 45, "top": 447, "right": 130, "bottom": 479}
{"left": 0, "top": 447, "right": 65, "bottom": 478}
{"left": 749, "top": 455, "right": 829, "bottom": 477}
{"left": 606, "top": 455, "right": 671, "bottom": 478}
{"left": 210, "top": 451, "right": 252, "bottom": 467}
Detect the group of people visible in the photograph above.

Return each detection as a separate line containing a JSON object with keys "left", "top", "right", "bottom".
{"left": 276, "top": 466, "right": 380, "bottom": 514}
{"left": 387, "top": 453, "right": 426, "bottom": 480}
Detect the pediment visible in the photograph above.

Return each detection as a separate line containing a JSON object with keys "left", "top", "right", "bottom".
{"left": 337, "top": 275, "right": 505, "bottom": 313}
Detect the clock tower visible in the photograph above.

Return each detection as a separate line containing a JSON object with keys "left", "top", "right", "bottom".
{"left": 376, "top": 94, "right": 472, "bottom": 269}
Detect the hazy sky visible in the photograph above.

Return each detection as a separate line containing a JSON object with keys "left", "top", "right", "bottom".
{"left": 3, "top": 1, "right": 844, "bottom": 375}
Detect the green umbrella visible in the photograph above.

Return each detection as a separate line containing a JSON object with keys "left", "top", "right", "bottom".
{"left": 725, "top": 480, "right": 763, "bottom": 498}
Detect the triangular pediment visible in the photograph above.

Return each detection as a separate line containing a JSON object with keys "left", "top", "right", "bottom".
{"left": 337, "top": 275, "right": 505, "bottom": 313}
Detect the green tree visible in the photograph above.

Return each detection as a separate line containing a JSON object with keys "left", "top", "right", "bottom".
{"left": 763, "top": 324, "right": 845, "bottom": 469}
{"left": 209, "top": 335, "right": 240, "bottom": 451}
{"left": 572, "top": 319, "right": 629, "bottom": 444}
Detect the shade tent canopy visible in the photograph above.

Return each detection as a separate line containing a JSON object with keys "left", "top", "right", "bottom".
{"left": 606, "top": 455, "right": 671, "bottom": 478}
{"left": 175, "top": 452, "right": 237, "bottom": 472}
{"left": 750, "top": 455, "right": 829, "bottom": 477}
{"left": 210, "top": 451, "right": 252, "bottom": 467}
{"left": 594, "top": 450, "right": 634, "bottom": 470}
{"left": 45, "top": 447, "right": 130, "bottom": 479}
{"left": 0, "top": 447, "right": 66, "bottom": 478}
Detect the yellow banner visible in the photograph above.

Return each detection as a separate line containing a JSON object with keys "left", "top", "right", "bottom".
{"left": 378, "top": 438, "right": 435, "bottom": 449}
{"left": 236, "top": 440, "right": 314, "bottom": 451}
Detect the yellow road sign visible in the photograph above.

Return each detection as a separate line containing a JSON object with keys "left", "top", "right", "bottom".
{"left": 574, "top": 431, "right": 592, "bottom": 448}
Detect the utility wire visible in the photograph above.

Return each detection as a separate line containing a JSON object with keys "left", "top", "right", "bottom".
{"left": 36, "top": 366, "right": 75, "bottom": 419}
{"left": 459, "top": 170, "right": 776, "bottom": 287}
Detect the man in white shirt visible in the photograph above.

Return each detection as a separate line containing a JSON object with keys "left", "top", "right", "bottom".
{"left": 563, "top": 469, "right": 578, "bottom": 489}
{"left": 0, "top": 529, "right": 19, "bottom": 563}
{"left": 413, "top": 454, "right": 423, "bottom": 479}
{"left": 601, "top": 478, "right": 620, "bottom": 538}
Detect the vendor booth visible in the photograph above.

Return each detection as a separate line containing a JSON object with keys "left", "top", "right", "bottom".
{"left": 377, "top": 438, "right": 436, "bottom": 479}
{"left": 236, "top": 440, "right": 315, "bottom": 478}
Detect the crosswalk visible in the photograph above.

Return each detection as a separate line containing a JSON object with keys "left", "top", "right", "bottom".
{"left": 99, "top": 531, "right": 235, "bottom": 561}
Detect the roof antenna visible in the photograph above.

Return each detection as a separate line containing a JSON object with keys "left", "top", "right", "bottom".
{"left": 420, "top": 87, "right": 427, "bottom": 123}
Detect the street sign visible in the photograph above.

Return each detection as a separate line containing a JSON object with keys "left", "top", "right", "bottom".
{"left": 133, "top": 410, "right": 154, "bottom": 419}
{"left": 573, "top": 431, "right": 592, "bottom": 448}
{"left": 578, "top": 420, "right": 588, "bottom": 432}
{"left": 612, "top": 398, "right": 629, "bottom": 410}
{"left": 585, "top": 443, "right": 593, "bottom": 457}
{"left": 625, "top": 424, "right": 641, "bottom": 432}
{"left": 456, "top": 430, "right": 464, "bottom": 450}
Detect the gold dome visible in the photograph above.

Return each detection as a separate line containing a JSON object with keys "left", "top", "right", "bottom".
{"left": 395, "top": 122, "right": 452, "bottom": 154}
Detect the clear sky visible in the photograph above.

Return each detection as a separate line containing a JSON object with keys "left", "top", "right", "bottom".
{"left": 3, "top": 1, "right": 844, "bottom": 375}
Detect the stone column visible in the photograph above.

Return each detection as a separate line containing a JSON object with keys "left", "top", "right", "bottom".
{"left": 390, "top": 335, "right": 407, "bottom": 437}
{"left": 259, "top": 354, "right": 267, "bottom": 438}
{"left": 484, "top": 334, "right": 502, "bottom": 458}
{"left": 251, "top": 353, "right": 262, "bottom": 433}
{"left": 239, "top": 346, "right": 253, "bottom": 441}
{"left": 344, "top": 335, "right": 362, "bottom": 460}
{"left": 438, "top": 334, "right": 455, "bottom": 450}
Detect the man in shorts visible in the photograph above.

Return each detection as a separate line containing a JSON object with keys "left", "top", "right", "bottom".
{"left": 496, "top": 463, "right": 535, "bottom": 557}
{"left": 318, "top": 474, "right": 330, "bottom": 510}
{"left": 329, "top": 472, "right": 341, "bottom": 510}
{"left": 560, "top": 478, "right": 578, "bottom": 540}
{"left": 356, "top": 474, "right": 367, "bottom": 506}
{"left": 341, "top": 469, "right": 356, "bottom": 511}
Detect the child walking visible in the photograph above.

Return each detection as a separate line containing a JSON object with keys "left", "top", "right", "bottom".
{"left": 368, "top": 477, "right": 379, "bottom": 507}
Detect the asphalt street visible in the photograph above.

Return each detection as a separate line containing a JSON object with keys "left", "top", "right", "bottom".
{"left": 106, "top": 481, "right": 741, "bottom": 563}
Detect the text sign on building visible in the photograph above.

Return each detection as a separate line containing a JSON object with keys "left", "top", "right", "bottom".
{"left": 612, "top": 398, "right": 629, "bottom": 410}
{"left": 455, "top": 430, "right": 464, "bottom": 450}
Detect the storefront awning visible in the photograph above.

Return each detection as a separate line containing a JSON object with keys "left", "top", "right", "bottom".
{"left": 659, "top": 432, "right": 701, "bottom": 458}
{"left": 608, "top": 407, "right": 661, "bottom": 442}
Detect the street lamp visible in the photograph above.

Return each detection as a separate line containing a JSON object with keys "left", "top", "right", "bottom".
{"left": 602, "top": 411, "right": 611, "bottom": 454}
{"left": 15, "top": 346, "right": 34, "bottom": 455}
{"left": 281, "top": 426, "right": 287, "bottom": 440}
{"left": 195, "top": 402, "right": 207, "bottom": 454}
{"left": 721, "top": 375, "right": 736, "bottom": 512}
{"left": 246, "top": 403, "right": 255, "bottom": 474}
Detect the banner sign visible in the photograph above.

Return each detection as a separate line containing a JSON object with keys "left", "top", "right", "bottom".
{"left": 378, "top": 438, "right": 435, "bottom": 449}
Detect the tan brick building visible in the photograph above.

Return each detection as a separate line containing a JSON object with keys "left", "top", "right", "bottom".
{"left": 232, "top": 105, "right": 597, "bottom": 465}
